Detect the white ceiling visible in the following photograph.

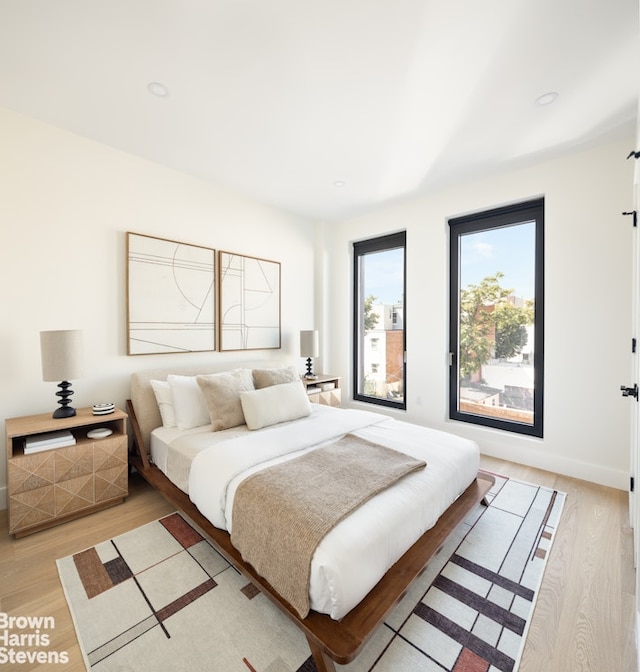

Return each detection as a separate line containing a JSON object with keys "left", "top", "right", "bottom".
{"left": 0, "top": 0, "right": 638, "bottom": 221}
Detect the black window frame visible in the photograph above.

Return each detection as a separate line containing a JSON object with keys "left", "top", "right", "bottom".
{"left": 353, "top": 231, "right": 407, "bottom": 410}
{"left": 449, "top": 198, "right": 544, "bottom": 437}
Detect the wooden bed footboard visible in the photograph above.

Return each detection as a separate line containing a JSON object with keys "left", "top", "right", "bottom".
{"left": 126, "top": 399, "right": 494, "bottom": 672}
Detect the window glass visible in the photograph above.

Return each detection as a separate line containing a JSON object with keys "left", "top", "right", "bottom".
{"left": 449, "top": 199, "right": 544, "bottom": 437}
{"left": 353, "top": 232, "right": 406, "bottom": 409}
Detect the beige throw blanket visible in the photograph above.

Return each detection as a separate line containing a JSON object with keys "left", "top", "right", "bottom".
{"left": 230, "top": 434, "right": 426, "bottom": 618}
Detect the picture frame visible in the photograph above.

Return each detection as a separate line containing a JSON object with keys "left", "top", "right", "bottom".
{"left": 218, "top": 250, "right": 281, "bottom": 351}
{"left": 127, "top": 232, "right": 216, "bottom": 355}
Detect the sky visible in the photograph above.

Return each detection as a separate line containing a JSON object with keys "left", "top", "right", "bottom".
{"left": 460, "top": 222, "right": 536, "bottom": 300}
{"left": 363, "top": 221, "right": 536, "bottom": 305}
{"left": 363, "top": 248, "right": 405, "bottom": 305}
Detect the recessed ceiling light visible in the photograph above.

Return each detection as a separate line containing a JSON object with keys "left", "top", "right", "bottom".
{"left": 535, "top": 92, "right": 558, "bottom": 106}
{"left": 333, "top": 180, "right": 346, "bottom": 188}
{"left": 148, "top": 82, "right": 169, "bottom": 98}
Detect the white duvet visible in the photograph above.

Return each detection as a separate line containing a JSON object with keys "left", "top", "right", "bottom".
{"left": 159, "top": 405, "right": 481, "bottom": 619}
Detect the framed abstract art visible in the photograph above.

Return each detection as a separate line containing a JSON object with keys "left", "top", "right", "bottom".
{"left": 127, "top": 232, "right": 216, "bottom": 355}
{"left": 218, "top": 251, "right": 281, "bottom": 351}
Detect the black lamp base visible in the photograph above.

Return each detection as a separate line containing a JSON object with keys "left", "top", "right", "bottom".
{"left": 52, "top": 381, "right": 76, "bottom": 418}
{"left": 304, "top": 357, "right": 317, "bottom": 380}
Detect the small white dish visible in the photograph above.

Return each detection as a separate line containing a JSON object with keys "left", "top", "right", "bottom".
{"left": 87, "top": 427, "right": 113, "bottom": 440}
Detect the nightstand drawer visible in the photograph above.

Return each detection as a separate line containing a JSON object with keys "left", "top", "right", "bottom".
{"left": 55, "top": 474, "right": 94, "bottom": 516}
{"left": 93, "top": 435, "right": 127, "bottom": 471}
{"left": 9, "top": 485, "right": 55, "bottom": 531}
{"left": 55, "top": 444, "right": 93, "bottom": 482}
{"left": 95, "top": 465, "right": 128, "bottom": 503}
{"left": 8, "top": 452, "right": 55, "bottom": 495}
{"left": 315, "top": 388, "right": 342, "bottom": 406}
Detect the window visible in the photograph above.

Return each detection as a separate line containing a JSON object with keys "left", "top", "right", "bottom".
{"left": 449, "top": 199, "right": 544, "bottom": 437}
{"left": 353, "top": 231, "right": 406, "bottom": 409}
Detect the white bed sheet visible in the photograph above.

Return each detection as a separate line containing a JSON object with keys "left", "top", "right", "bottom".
{"left": 155, "top": 405, "right": 479, "bottom": 619}
{"left": 151, "top": 423, "right": 249, "bottom": 493}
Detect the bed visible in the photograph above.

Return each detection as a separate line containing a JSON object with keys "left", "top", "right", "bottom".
{"left": 127, "top": 361, "right": 494, "bottom": 672}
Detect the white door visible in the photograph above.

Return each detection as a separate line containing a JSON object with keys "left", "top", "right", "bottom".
{"left": 630, "top": 160, "right": 640, "bottom": 664}
{"left": 629, "top": 203, "right": 639, "bottom": 556}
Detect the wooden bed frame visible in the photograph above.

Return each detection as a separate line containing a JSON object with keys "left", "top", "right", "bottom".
{"left": 125, "top": 366, "right": 494, "bottom": 672}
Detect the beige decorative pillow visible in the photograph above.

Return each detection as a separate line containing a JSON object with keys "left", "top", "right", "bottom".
{"left": 240, "top": 380, "right": 311, "bottom": 430}
{"left": 252, "top": 365, "right": 299, "bottom": 389}
{"left": 196, "top": 369, "right": 255, "bottom": 431}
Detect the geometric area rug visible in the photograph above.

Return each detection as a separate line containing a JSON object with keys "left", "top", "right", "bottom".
{"left": 56, "top": 473, "right": 565, "bottom": 672}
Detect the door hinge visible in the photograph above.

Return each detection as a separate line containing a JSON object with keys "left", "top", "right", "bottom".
{"left": 448, "top": 352, "right": 454, "bottom": 367}
{"left": 631, "top": 476, "right": 635, "bottom": 493}
{"left": 633, "top": 338, "right": 637, "bottom": 354}
{"left": 620, "top": 383, "right": 639, "bottom": 400}
{"left": 623, "top": 210, "right": 638, "bottom": 227}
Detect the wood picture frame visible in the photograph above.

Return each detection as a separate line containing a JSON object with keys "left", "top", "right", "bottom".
{"left": 218, "top": 250, "right": 281, "bottom": 351}
{"left": 126, "top": 232, "right": 216, "bottom": 355}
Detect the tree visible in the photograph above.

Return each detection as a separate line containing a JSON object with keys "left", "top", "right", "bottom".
{"left": 459, "top": 273, "right": 533, "bottom": 379}
{"left": 363, "top": 294, "right": 380, "bottom": 331}
{"left": 494, "top": 299, "right": 534, "bottom": 360}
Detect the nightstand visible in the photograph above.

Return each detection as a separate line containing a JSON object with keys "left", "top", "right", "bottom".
{"left": 5, "top": 407, "right": 128, "bottom": 537}
{"left": 302, "top": 374, "right": 342, "bottom": 407}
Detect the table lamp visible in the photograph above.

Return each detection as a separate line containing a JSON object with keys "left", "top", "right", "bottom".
{"left": 40, "top": 329, "right": 84, "bottom": 418}
{"left": 300, "top": 330, "right": 319, "bottom": 380}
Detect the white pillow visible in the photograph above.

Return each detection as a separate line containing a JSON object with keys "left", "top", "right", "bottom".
{"left": 196, "top": 368, "right": 255, "bottom": 431}
{"left": 240, "top": 380, "right": 311, "bottom": 431}
{"left": 167, "top": 374, "right": 210, "bottom": 430}
{"left": 150, "top": 379, "right": 176, "bottom": 428}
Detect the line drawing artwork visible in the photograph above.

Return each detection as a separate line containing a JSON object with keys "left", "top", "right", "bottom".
{"left": 218, "top": 251, "right": 281, "bottom": 351}
{"left": 127, "top": 233, "right": 216, "bottom": 355}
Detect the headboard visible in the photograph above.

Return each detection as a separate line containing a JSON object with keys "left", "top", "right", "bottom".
{"left": 129, "top": 359, "right": 290, "bottom": 456}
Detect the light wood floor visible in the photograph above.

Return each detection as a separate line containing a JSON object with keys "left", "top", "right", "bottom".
{"left": 481, "top": 456, "right": 636, "bottom": 672}
{"left": 0, "top": 458, "right": 636, "bottom": 672}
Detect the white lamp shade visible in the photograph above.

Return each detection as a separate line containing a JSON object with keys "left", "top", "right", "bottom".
{"left": 300, "top": 330, "right": 319, "bottom": 358}
{"left": 40, "top": 330, "right": 84, "bottom": 381}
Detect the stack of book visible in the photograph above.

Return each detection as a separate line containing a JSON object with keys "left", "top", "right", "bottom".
{"left": 319, "top": 382, "right": 335, "bottom": 391}
{"left": 24, "top": 430, "right": 76, "bottom": 454}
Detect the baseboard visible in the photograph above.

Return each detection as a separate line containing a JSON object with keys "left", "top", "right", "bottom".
{"left": 479, "top": 443, "right": 628, "bottom": 491}
{"left": 392, "top": 410, "right": 631, "bottom": 491}
{"left": 637, "top": 612, "right": 640, "bottom": 672}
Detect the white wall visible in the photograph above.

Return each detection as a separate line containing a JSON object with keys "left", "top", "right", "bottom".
{"left": 0, "top": 107, "right": 317, "bottom": 507}
{"left": 323, "top": 131, "right": 635, "bottom": 490}
{"left": 1, "top": 104, "right": 632, "bottom": 505}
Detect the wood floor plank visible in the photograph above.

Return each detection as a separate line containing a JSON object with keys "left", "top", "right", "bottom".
{"left": 0, "top": 463, "right": 635, "bottom": 672}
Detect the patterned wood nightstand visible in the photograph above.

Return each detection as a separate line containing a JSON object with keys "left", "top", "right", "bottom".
{"left": 302, "top": 374, "right": 342, "bottom": 407}
{"left": 5, "top": 407, "right": 128, "bottom": 537}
